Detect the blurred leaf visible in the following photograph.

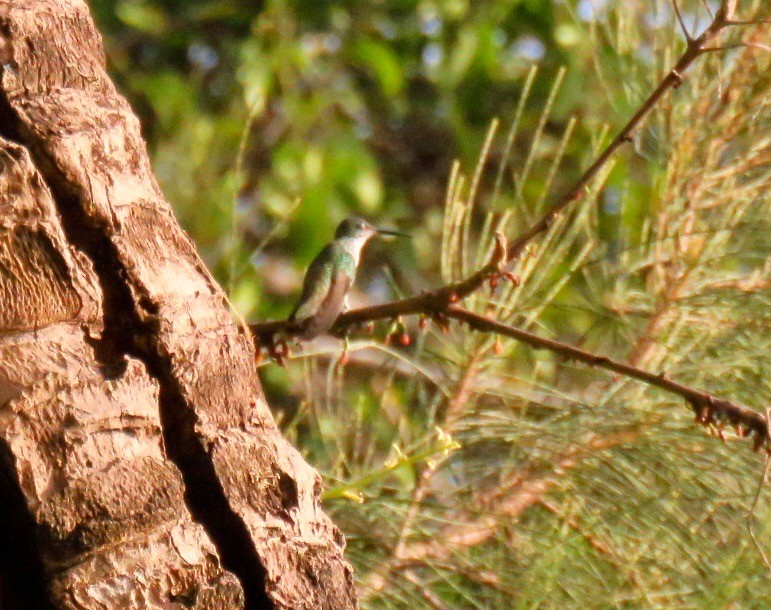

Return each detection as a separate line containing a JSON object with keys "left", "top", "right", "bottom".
{"left": 352, "top": 40, "right": 405, "bottom": 97}
{"left": 353, "top": 169, "right": 383, "bottom": 211}
{"left": 116, "top": 1, "right": 169, "bottom": 35}
{"left": 446, "top": 26, "right": 478, "bottom": 85}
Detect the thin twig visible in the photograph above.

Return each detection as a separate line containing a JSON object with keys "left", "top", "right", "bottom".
{"left": 725, "top": 19, "right": 771, "bottom": 26}
{"left": 538, "top": 497, "right": 616, "bottom": 558}
{"left": 369, "top": 354, "right": 482, "bottom": 596}
{"left": 404, "top": 570, "right": 447, "bottom": 610}
{"left": 672, "top": 0, "right": 694, "bottom": 41}
{"left": 701, "top": 41, "right": 771, "bottom": 53}
{"left": 700, "top": 0, "right": 715, "bottom": 19}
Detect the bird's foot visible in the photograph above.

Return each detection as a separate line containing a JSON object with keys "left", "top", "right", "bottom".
{"left": 268, "top": 339, "right": 291, "bottom": 366}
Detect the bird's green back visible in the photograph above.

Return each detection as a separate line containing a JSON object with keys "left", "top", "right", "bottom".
{"left": 291, "top": 242, "right": 356, "bottom": 321}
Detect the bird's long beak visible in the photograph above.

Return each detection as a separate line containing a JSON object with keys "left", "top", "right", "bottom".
{"left": 376, "top": 228, "right": 410, "bottom": 239}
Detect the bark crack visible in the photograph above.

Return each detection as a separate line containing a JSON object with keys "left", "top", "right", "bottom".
{"left": 0, "top": 88, "right": 272, "bottom": 609}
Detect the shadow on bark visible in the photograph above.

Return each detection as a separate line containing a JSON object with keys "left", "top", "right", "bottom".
{"left": 158, "top": 387, "right": 273, "bottom": 610}
{"left": 0, "top": 440, "right": 56, "bottom": 610}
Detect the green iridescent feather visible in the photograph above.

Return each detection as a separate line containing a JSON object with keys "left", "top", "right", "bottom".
{"left": 290, "top": 242, "right": 356, "bottom": 322}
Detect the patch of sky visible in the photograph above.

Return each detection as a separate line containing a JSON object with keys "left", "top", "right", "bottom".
{"left": 375, "top": 18, "right": 397, "bottom": 41}
{"left": 187, "top": 43, "right": 218, "bottom": 71}
{"left": 510, "top": 35, "right": 545, "bottom": 61}
{"left": 644, "top": 3, "right": 671, "bottom": 29}
{"left": 422, "top": 42, "right": 443, "bottom": 69}
{"left": 419, "top": 3, "right": 442, "bottom": 36}
{"left": 577, "top": 0, "right": 609, "bottom": 22}
{"left": 603, "top": 187, "right": 621, "bottom": 215}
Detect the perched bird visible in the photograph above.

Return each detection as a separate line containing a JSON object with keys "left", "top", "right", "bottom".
{"left": 289, "top": 217, "right": 407, "bottom": 339}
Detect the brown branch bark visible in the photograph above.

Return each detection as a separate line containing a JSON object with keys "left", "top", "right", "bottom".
{"left": 0, "top": 1, "right": 356, "bottom": 608}
{"left": 446, "top": 306, "right": 769, "bottom": 452}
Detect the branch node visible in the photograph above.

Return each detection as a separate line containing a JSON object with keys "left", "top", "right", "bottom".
{"left": 694, "top": 402, "right": 712, "bottom": 425}
{"left": 433, "top": 313, "right": 451, "bottom": 333}
{"left": 716, "top": 0, "right": 739, "bottom": 24}
{"left": 714, "top": 422, "right": 726, "bottom": 442}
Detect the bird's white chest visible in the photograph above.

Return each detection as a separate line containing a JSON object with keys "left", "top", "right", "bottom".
{"left": 338, "top": 236, "right": 369, "bottom": 267}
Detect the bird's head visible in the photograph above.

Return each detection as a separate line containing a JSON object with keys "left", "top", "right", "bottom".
{"left": 334, "top": 217, "right": 409, "bottom": 242}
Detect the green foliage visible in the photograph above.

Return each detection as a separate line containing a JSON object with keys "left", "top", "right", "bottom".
{"left": 93, "top": 0, "right": 770, "bottom": 607}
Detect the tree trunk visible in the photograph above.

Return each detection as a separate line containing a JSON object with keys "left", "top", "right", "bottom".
{"left": 0, "top": 1, "right": 357, "bottom": 608}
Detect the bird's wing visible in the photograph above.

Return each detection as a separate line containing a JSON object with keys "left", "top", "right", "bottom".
{"left": 300, "top": 267, "right": 351, "bottom": 339}
{"left": 289, "top": 244, "right": 335, "bottom": 322}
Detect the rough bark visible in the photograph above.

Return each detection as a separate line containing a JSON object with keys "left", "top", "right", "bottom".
{"left": 0, "top": 1, "right": 357, "bottom": 608}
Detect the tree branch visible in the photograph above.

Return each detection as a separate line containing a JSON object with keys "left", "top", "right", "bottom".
{"left": 446, "top": 306, "right": 770, "bottom": 453}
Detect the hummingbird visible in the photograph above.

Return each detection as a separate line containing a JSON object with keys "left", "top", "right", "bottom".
{"left": 289, "top": 217, "right": 407, "bottom": 339}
